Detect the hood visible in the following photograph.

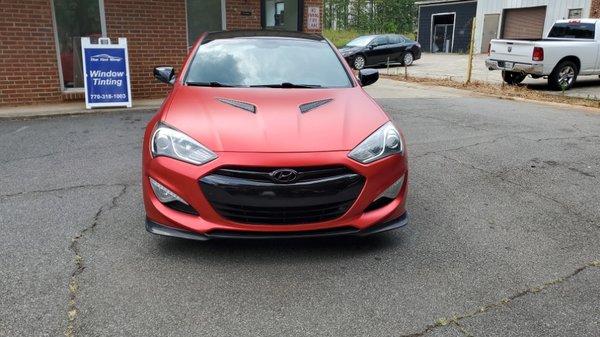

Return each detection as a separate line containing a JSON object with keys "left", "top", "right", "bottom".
{"left": 339, "top": 46, "right": 362, "bottom": 54}
{"left": 162, "top": 85, "right": 389, "bottom": 153}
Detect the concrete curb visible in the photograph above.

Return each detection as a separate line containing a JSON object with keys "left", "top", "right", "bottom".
{"left": 0, "top": 99, "right": 163, "bottom": 120}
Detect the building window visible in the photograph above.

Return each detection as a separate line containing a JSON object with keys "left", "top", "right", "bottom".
{"left": 568, "top": 8, "right": 583, "bottom": 19}
{"left": 186, "top": 0, "right": 225, "bottom": 46}
{"left": 264, "top": 0, "right": 299, "bottom": 31}
{"left": 52, "top": 0, "right": 105, "bottom": 89}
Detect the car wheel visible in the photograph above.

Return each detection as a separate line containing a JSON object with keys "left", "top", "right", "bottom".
{"left": 502, "top": 71, "right": 526, "bottom": 85}
{"left": 401, "top": 52, "right": 414, "bottom": 66}
{"left": 549, "top": 61, "right": 578, "bottom": 91}
{"left": 353, "top": 55, "right": 366, "bottom": 70}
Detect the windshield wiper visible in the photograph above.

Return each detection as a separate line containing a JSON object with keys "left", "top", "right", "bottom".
{"left": 186, "top": 81, "right": 235, "bottom": 87}
{"left": 250, "top": 82, "right": 322, "bottom": 88}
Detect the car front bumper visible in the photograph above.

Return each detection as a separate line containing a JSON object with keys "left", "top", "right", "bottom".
{"left": 143, "top": 150, "right": 408, "bottom": 239}
{"left": 485, "top": 59, "right": 544, "bottom": 75}
{"left": 146, "top": 212, "right": 408, "bottom": 240}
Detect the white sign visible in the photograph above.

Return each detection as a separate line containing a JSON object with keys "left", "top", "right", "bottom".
{"left": 307, "top": 7, "right": 320, "bottom": 30}
{"left": 81, "top": 37, "right": 132, "bottom": 109}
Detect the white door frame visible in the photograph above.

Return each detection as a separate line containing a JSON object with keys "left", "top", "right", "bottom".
{"left": 430, "top": 12, "right": 456, "bottom": 53}
{"left": 50, "top": 0, "right": 107, "bottom": 92}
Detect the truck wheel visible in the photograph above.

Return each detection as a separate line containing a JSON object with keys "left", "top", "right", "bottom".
{"left": 549, "top": 61, "right": 578, "bottom": 91}
{"left": 502, "top": 71, "right": 526, "bottom": 85}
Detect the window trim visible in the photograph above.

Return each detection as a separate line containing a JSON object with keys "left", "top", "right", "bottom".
{"left": 430, "top": 12, "right": 456, "bottom": 53}
{"left": 185, "top": 0, "right": 227, "bottom": 48}
{"left": 567, "top": 8, "right": 583, "bottom": 19}
{"left": 51, "top": 0, "right": 107, "bottom": 93}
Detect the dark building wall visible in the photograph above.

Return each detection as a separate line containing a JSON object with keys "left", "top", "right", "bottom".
{"left": 418, "top": 1, "right": 477, "bottom": 53}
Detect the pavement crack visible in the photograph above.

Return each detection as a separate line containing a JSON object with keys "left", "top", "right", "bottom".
{"left": 0, "top": 183, "right": 132, "bottom": 200}
{"left": 399, "top": 260, "right": 600, "bottom": 337}
{"left": 64, "top": 184, "right": 128, "bottom": 337}
{"left": 437, "top": 153, "right": 597, "bottom": 227}
{"left": 412, "top": 135, "right": 510, "bottom": 159}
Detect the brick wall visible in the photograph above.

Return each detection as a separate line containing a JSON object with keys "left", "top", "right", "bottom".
{"left": 0, "top": 0, "right": 61, "bottom": 106}
{"left": 591, "top": 0, "right": 600, "bottom": 18}
{"left": 0, "top": 0, "right": 323, "bottom": 107}
{"left": 104, "top": 0, "right": 188, "bottom": 100}
{"left": 226, "top": 0, "right": 262, "bottom": 29}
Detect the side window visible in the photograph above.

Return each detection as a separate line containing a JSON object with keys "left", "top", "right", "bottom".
{"left": 389, "top": 35, "right": 401, "bottom": 44}
{"left": 372, "top": 36, "right": 388, "bottom": 46}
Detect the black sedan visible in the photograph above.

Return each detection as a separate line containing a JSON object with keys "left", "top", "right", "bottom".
{"left": 339, "top": 34, "right": 422, "bottom": 70}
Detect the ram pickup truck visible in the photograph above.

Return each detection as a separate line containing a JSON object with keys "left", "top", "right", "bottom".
{"left": 486, "top": 19, "right": 600, "bottom": 90}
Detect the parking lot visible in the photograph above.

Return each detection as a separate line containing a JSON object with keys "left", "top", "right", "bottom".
{"left": 384, "top": 53, "right": 600, "bottom": 100}
{"left": 1, "top": 79, "right": 599, "bottom": 336}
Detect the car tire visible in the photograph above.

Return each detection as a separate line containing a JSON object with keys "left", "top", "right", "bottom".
{"left": 353, "top": 55, "right": 366, "bottom": 70}
{"left": 548, "top": 60, "right": 578, "bottom": 91}
{"left": 401, "top": 52, "right": 414, "bottom": 66}
{"left": 502, "top": 71, "right": 526, "bottom": 85}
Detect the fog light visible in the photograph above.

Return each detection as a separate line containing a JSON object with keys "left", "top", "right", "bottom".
{"left": 149, "top": 177, "right": 188, "bottom": 204}
{"left": 364, "top": 175, "right": 405, "bottom": 212}
{"left": 149, "top": 177, "right": 198, "bottom": 215}
{"left": 377, "top": 175, "right": 405, "bottom": 200}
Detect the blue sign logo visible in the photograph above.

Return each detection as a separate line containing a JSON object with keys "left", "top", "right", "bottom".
{"left": 82, "top": 39, "right": 131, "bottom": 108}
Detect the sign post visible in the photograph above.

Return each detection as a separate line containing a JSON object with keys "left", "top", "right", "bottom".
{"left": 81, "top": 37, "right": 132, "bottom": 109}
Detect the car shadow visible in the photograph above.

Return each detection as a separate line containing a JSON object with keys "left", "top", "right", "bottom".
{"left": 525, "top": 76, "right": 600, "bottom": 93}
{"left": 153, "top": 231, "right": 403, "bottom": 263}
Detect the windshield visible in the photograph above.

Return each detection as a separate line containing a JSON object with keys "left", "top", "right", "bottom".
{"left": 345, "top": 36, "right": 374, "bottom": 47}
{"left": 185, "top": 37, "right": 352, "bottom": 88}
{"left": 548, "top": 22, "right": 596, "bottom": 39}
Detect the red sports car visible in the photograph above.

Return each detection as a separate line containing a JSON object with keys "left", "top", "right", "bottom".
{"left": 143, "top": 31, "right": 408, "bottom": 240}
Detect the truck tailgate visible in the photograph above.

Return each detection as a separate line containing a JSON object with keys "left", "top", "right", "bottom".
{"left": 490, "top": 40, "right": 535, "bottom": 64}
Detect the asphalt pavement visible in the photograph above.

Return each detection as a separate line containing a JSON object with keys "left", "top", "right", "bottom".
{"left": 1, "top": 79, "right": 599, "bottom": 336}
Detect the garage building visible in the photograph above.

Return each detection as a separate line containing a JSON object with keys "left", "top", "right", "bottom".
{"left": 416, "top": 0, "right": 478, "bottom": 54}
{"left": 474, "top": 0, "right": 600, "bottom": 53}
{"left": 0, "top": 0, "right": 323, "bottom": 107}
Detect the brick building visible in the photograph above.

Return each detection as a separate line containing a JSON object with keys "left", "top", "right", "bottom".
{"left": 0, "top": 0, "right": 323, "bottom": 106}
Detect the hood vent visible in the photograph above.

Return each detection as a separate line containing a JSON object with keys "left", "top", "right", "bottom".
{"left": 217, "top": 98, "right": 256, "bottom": 113}
{"left": 299, "top": 99, "right": 333, "bottom": 113}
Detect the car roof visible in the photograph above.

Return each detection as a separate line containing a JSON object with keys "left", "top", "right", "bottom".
{"left": 203, "top": 30, "right": 326, "bottom": 43}
{"left": 554, "top": 19, "right": 600, "bottom": 24}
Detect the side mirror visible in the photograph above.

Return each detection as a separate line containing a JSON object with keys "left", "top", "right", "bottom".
{"left": 368, "top": 44, "right": 375, "bottom": 50}
{"left": 358, "top": 68, "right": 379, "bottom": 87}
{"left": 153, "top": 66, "right": 175, "bottom": 84}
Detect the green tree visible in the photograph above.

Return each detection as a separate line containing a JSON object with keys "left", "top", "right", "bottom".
{"left": 324, "top": 0, "right": 416, "bottom": 34}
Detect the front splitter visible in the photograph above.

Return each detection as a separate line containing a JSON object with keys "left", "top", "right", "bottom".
{"left": 146, "top": 212, "right": 408, "bottom": 241}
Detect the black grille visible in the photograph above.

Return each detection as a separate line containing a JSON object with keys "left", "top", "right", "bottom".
{"left": 199, "top": 166, "right": 364, "bottom": 224}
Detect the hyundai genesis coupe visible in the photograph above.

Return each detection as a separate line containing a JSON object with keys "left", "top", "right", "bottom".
{"left": 143, "top": 31, "right": 408, "bottom": 240}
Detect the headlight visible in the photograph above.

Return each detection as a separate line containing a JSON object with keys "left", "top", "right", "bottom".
{"left": 348, "top": 122, "right": 403, "bottom": 164}
{"left": 151, "top": 123, "right": 217, "bottom": 165}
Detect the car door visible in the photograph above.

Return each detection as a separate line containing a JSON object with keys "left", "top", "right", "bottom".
{"left": 365, "top": 36, "right": 390, "bottom": 65}
{"left": 385, "top": 35, "right": 403, "bottom": 63}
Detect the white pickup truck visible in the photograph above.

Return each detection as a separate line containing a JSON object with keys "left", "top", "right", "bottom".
{"left": 486, "top": 19, "right": 600, "bottom": 90}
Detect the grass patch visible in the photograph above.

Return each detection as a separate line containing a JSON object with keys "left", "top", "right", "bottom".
{"left": 323, "top": 29, "right": 362, "bottom": 47}
{"left": 382, "top": 74, "right": 600, "bottom": 110}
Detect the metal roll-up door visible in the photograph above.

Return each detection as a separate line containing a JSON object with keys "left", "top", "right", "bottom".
{"left": 502, "top": 6, "right": 547, "bottom": 40}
